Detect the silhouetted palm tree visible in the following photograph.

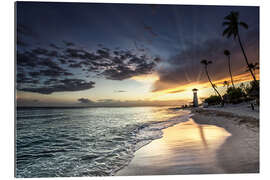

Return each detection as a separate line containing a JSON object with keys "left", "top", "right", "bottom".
{"left": 224, "top": 49, "right": 235, "bottom": 88}
{"left": 222, "top": 11, "right": 258, "bottom": 86}
{"left": 246, "top": 62, "right": 259, "bottom": 72}
{"left": 200, "top": 59, "right": 223, "bottom": 105}
{"left": 223, "top": 80, "right": 230, "bottom": 89}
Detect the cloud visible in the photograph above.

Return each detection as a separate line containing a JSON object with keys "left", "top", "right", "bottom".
{"left": 167, "top": 89, "right": 186, "bottom": 94}
{"left": 102, "top": 61, "right": 156, "bottom": 80}
{"left": 17, "top": 37, "right": 160, "bottom": 94}
{"left": 114, "top": 90, "right": 127, "bottom": 93}
{"left": 49, "top": 43, "right": 61, "bottom": 49}
{"left": 18, "top": 79, "right": 95, "bottom": 94}
{"left": 97, "top": 99, "right": 115, "bottom": 103}
{"left": 77, "top": 98, "right": 94, "bottom": 104}
{"left": 152, "top": 31, "right": 259, "bottom": 92}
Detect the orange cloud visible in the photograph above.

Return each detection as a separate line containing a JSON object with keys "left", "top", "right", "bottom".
{"left": 150, "top": 71, "right": 259, "bottom": 101}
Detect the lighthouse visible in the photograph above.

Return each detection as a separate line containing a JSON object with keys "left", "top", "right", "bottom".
{"left": 192, "top": 88, "right": 198, "bottom": 107}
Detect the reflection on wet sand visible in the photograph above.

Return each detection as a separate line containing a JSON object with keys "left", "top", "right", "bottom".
{"left": 117, "top": 118, "right": 231, "bottom": 175}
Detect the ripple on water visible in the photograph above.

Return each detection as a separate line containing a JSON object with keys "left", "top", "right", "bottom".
{"left": 16, "top": 107, "right": 190, "bottom": 177}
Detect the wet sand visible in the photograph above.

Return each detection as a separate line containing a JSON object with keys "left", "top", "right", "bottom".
{"left": 192, "top": 108, "right": 259, "bottom": 173}
{"left": 116, "top": 108, "right": 259, "bottom": 175}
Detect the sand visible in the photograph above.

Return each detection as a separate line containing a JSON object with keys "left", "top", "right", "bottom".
{"left": 191, "top": 107, "right": 259, "bottom": 173}
{"left": 203, "top": 102, "right": 259, "bottom": 119}
{"left": 116, "top": 104, "right": 259, "bottom": 175}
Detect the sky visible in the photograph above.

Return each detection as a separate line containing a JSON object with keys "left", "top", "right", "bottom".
{"left": 16, "top": 2, "right": 259, "bottom": 107}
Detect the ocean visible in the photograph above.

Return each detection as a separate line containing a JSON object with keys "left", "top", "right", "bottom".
{"left": 16, "top": 106, "right": 190, "bottom": 177}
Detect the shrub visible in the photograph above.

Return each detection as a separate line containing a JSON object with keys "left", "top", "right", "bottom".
{"left": 204, "top": 95, "right": 222, "bottom": 105}
{"left": 245, "top": 80, "right": 259, "bottom": 98}
{"left": 225, "top": 87, "right": 246, "bottom": 104}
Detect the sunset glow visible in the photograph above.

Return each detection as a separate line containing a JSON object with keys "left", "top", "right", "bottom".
{"left": 16, "top": 2, "right": 259, "bottom": 107}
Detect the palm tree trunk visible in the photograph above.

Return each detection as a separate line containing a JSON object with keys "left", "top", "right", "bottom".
{"left": 237, "top": 32, "right": 258, "bottom": 86}
{"left": 205, "top": 66, "right": 224, "bottom": 105}
{"left": 227, "top": 55, "right": 235, "bottom": 88}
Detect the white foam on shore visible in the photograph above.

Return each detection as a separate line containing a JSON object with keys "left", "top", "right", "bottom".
{"left": 135, "top": 111, "right": 190, "bottom": 150}
{"left": 111, "top": 110, "right": 191, "bottom": 175}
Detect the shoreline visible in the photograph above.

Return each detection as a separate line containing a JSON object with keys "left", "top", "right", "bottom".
{"left": 191, "top": 108, "right": 259, "bottom": 173}
{"left": 116, "top": 106, "right": 259, "bottom": 175}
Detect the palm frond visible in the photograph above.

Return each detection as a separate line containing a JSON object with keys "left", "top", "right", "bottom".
{"left": 222, "top": 27, "right": 231, "bottom": 37}
{"left": 222, "top": 21, "right": 231, "bottom": 26}
{"left": 239, "top": 21, "right": 249, "bottom": 29}
{"left": 224, "top": 14, "right": 232, "bottom": 21}
{"left": 227, "top": 30, "right": 233, "bottom": 39}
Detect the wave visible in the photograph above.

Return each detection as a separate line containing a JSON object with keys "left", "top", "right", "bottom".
{"left": 16, "top": 108, "right": 191, "bottom": 177}
{"left": 110, "top": 110, "right": 191, "bottom": 175}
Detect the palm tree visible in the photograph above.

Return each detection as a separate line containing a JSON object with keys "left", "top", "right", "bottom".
{"left": 223, "top": 80, "right": 230, "bottom": 89}
{"left": 224, "top": 49, "right": 235, "bottom": 88}
{"left": 200, "top": 59, "right": 223, "bottom": 105}
{"left": 246, "top": 62, "right": 259, "bottom": 72}
{"left": 212, "top": 84, "right": 218, "bottom": 96}
{"left": 222, "top": 11, "right": 258, "bottom": 87}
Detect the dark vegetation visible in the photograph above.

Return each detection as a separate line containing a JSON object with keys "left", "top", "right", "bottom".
{"left": 204, "top": 80, "right": 259, "bottom": 105}
{"left": 200, "top": 11, "right": 259, "bottom": 108}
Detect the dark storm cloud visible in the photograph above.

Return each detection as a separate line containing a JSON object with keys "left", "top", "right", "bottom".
{"left": 77, "top": 98, "right": 94, "bottom": 104}
{"left": 60, "top": 45, "right": 158, "bottom": 80}
{"left": 97, "top": 49, "right": 110, "bottom": 58}
{"left": 19, "top": 79, "right": 95, "bottom": 94}
{"left": 102, "top": 62, "right": 156, "bottom": 81}
{"left": 17, "top": 51, "right": 37, "bottom": 67}
{"left": 17, "top": 72, "right": 39, "bottom": 84}
{"left": 17, "top": 38, "right": 159, "bottom": 94}
{"left": 43, "top": 78, "right": 59, "bottom": 85}
{"left": 99, "top": 52, "right": 157, "bottom": 80}
{"left": 32, "top": 47, "right": 60, "bottom": 57}
{"left": 153, "top": 29, "right": 259, "bottom": 92}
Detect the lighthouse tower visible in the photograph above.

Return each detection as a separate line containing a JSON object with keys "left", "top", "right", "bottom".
{"left": 192, "top": 88, "right": 198, "bottom": 107}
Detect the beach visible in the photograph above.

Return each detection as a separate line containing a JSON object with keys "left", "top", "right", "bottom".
{"left": 116, "top": 103, "right": 259, "bottom": 175}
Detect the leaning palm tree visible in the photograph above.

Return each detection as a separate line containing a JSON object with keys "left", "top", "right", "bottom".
{"left": 200, "top": 59, "right": 223, "bottom": 105}
{"left": 213, "top": 84, "right": 218, "bottom": 96}
{"left": 224, "top": 49, "right": 235, "bottom": 88}
{"left": 222, "top": 11, "right": 258, "bottom": 86}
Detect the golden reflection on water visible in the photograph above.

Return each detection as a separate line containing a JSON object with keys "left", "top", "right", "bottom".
{"left": 119, "top": 118, "right": 232, "bottom": 174}
{"left": 148, "top": 118, "right": 231, "bottom": 157}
